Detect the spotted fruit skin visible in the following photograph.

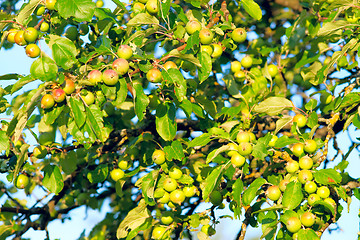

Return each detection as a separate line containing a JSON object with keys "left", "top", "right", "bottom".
{"left": 231, "top": 28, "right": 247, "bottom": 43}
{"left": 147, "top": 68, "right": 162, "bottom": 83}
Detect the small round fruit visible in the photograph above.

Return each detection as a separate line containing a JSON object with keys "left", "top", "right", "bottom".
{"left": 279, "top": 179, "right": 290, "bottom": 192}
{"left": 234, "top": 70, "right": 246, "bottom": 81}
{"left": 163, "top": 61, "right": 177, "bottom": 70}
{"left": 14, "top": 30, "right": 27, "bottom": 46}
{"left": 33, "top": 145, "right": 47, "bottom": 158}
{"left": 241, "top": 55, "right": 253, "bottom": 69}
{"left": 112, "top": 58, "right": 129, "bottom": 76}
{"left": 79, "top": 24, "right": 89, "bottom": 36}
{"left": 304, "top": 181, "right": 317, "bottom": 194}
{"left": 308, "top": 193, "right": 321, "bottom": 206}
{"left": 52, "top": 89, "right": 66, "bottom": 103}
{"left": 170, "top": 189, "right": 185, "bottom": 205}
{"left": 317, "top": 186, "right": 330, "bottom": 199}
{"left": 65, "top": 26, "right": 78, "bottom": 41}
{"left": 36, "top": 5, "right": 45, "bottom": 15}
{"left": 15, "top": 174, "right": 29, "bottom": 189}
{"left": 236, "top": 131, "right": 250, "bottom": 143}
{"left": 45, "top": 0, "right": 57, "bottom": 10}
{"left": 231, "top": 153, "right": 246, "bottom": 167}
{"left": 88, "top": 70, "right": 102, "bottom": 85}
{"left": 24, "top": 27, "right": 38, "bottom": 42}
{"left": 82, "top": 91, "right": 95, "bottom": 105}
{"left": 163, "top": 178, "right": 178, "bottom": 192}
{"left": 152, "top": 149, "right": 166, "bottom": 165}
{"left": 133, "top": 2, "right": 145, "bottom": 13}
{"left": 298, "top": 170, "right": 313, "bottom": 184}
{"left": 161, "top": 212, "right": 174, "bottom": 225}
{"left": 268, "top": 135, "right": 278, "bottom": 147}
{"left": 118, "top": 159, "right": 132, "bottom": 170}
{"left": 147, "top": 68, "right": 162, "bottom": 83}
{"left": 158, "top": 191, "right": 170, "bottom": 204}
{"left": 25, "top": 44, "right": 40, "bottom": 58}
{"left": 199, "top": 29, "right": 214, "bottom": 44}
{"left": 231, "top": 61, "right": 242, "bottom": 73}
{"left": 292, "top": 143, "right": 304, "bottom": 157}
{"left": 320, "top": 93, "right": 332, "bottom": 105}
{"left": 286, "top": 217, "right": 301, "bottom": 233}
{"left": 301, "top": 212, "right": 316, "bottom": 227}
{"left": 238, "top": 142, "right": 252, "bottom": 156}
{"left": 293, "top": 114, "right": 307, "bottom": 128}
{"left": 41, "top": 94, "right": 55, "bottom": 109}
{"left": 186, "top": 20, "right": 202, "bottom": 35}
{"left": 103, "top": 69, "right": 119, "bottom": 85}
{"left": 200, "top": 45, "right": 213, "bottom": 55}
{"left": 286, "top": 160, "right": 299, "bottom": 173}
{"left": 7, "top": 29, "right": 17, "bottom": 43}
{"left": 96, "top": 0, "right": 104, "bottom": 7}
{"left": 299, "top": 156, "right": 313, "bottom": 170}
{"left": 40, "top": 22, "right": 50, "bottom": 32}
{"left": 152, "top": 226, "right": 167, "bottom": 240}
{"left": 169, "top": 166, "right": 183, "bottom": 180}
{"left": 231, "top": 27, "right": 247, "bottom": 43}
{"left": 62, "top": 79, "right": 75, "bottom": 95}
{"left": 266, "top": 185, "right": 281, "bottom": 201}
{"left": 183, "top": 185, "right": 197, "bottom": 197}
{"left": 211, "top": 43, "right": 223, "bottom": 58}
{"left": 324, "top": 197, "right": 336, "bottom": 208}
{"left": 209, "top": 190, "right": 222, "bottom": 206}
{"left": 267, "top": 64, "right": 278, "bottom": 78}
{"left": 117, "top": 45, "right": 133, "bottom": 60}
{"left": 304, "top": 139, "right": 317, "bottom": 154}
{"left": 146, "top": 0, "right": 159, "bottom": 15}
{"left": 201, "top": 224, "right": 216, "bottom": 236}
{"left": 110, "top": 169, "right": 125, "bottom": 182}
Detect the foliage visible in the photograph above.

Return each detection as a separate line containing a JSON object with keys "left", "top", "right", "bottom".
{"left": 0, "top": 0, "right": 360, "bottom": 239}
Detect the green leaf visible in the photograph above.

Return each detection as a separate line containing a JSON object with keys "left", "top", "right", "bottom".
{"left": 280, "top": 210, "right": 298, "bottom": 225}
{"left": 274, "top": 116, "right": 292, "bottom": 135}
{"left": 317, "top": 20, "right": 355, "bottom": 37}
{"left": 15, "top": 0, "right": 42, "bottom": 26}
{"left": 0, "top": 73, "right": 20, "bottom": 81}
{"left": 43, "top": 165, "right": 64, "bottom": 194}
{"left": 69, "top": 97, "right": 86, "bottom": 128}
{"left": 307, "top": 112, "right": 318, "bottom": 129}
{"left": 117, "top": 200, "right": 151, "bottom": 239}
{"left": 162, "top": 68, "right": 187, "bottom": 102}
{"left": 297, "top": 228, "right": 320, "bottom": 240}
{"left": 141, "top": 170, "right": 159, "bottom": 206}
{"left": 232, "top": 178, "right": 244, "bottom": 207}
{"left": 241, "top": 0, "right": 262, "bottom": 20}
{"left": 55, "top": 0, "right": 95, "bottom": 22}
{"left": 163, "top": 140, "right": 185, "bottom": 161}
{"left": 254, "top": 97, "right": 293, "bottom": 116}
{"left": 337, "top": 92, "right": 360, "bottom": 111}
{"left": 12, "top": 144, "right": 29, "bottom": 182}
{"left": 132, "top": 82, "right": 149, "bottom": 121}
{"left": 198, "top": 52, "right": 212, "bottom": 83}
{"left": 188, "top": 133, "right": 212, "bottom": 148}
{"left": 155, "top": 103, "right": 177, "bottom": 141}
{"left": 114, "top": 78, "right": 128, "bottom": 105}
{"left": 223, "top": 75, "right": 241, "bottom": 98}
{"left": 206, "top": 145, "right": 230, "bottom": 164}
{"left": 201, "top": 165, "right": 224, "bottom": 201}
{"left": 305, "top": 99, "right": 318, "bottom": 111}
{"left": 30, "top": 55, "right": 58, "bottom": 82}
{"left": 11, "top": 75, "right": 35, "bottom": 94}
{"left": 48, "top": 35, "right": 78, "bottom": 70}
{"left": 242, "top": 178, "right": 266, "bottom": 206}
{"left": 87, "top": 164, "right": 108, "bottom": 183}
{"left": 86, "top": 104, "right": 109, "bottom": 142}
{"left": 313, "top": 169, "right": 342, "bottom": 185}
{"left": 0, "top": 130, "right": 9, "bottom": 154}
{"left": 282, "top": 181, "right": 303, "bottom": 210}
{"left": 127, "top": 13, "right": 159, "bottom": 26}
{"left": 166, "top": 49, "right": 201, "bottom": 67}
{"left": 274, "top": 135, "right": 299, "bottom": 148}
{"left": 252, "top": 134, "right": 271, "bottom": 160}
{"left": 44, "top": 103, "right": 65, "bottom": 125}
{"left": 183, "top": 30, "right": 200, "bottom": 52}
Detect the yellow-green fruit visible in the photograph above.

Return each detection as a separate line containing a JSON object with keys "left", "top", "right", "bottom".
{"left": 152, "top": 149, "right": 166, "bottom": 165}
{"left": 15, "top": 174, "right": 29, "bottom": 189}
{"left": 146, "top": 0, "right": 159, "bottom": 15}
{"left": 200, "top": 45, "right": 213, "bottom": 55}
{"left": 231, "top": 27, "right": 247, "bottom": 43}
{"left": 241, "top": 55, "right": 253, "bottom": 68}
{"left": 169, "top": 189, "right": 185, "bottom": 205}
{"left": 231, "top": 61, "right": 242, "bottom": 73}
{"left": 33, "top": 145, "right": 47, "bottom": 158}
{"left": 211, "top": 43, "right": 223, "bottom": 58}
{"left": 110, "top": 169, "right": 125, "bottom": 182}
{"left": 267, "top": 64, "right": 278, "bottom": 78}
{"left": 24, "top": 27, "right": 38, "bottom": 42}
{"left": 234, "top": 70, "right": 246, "bottom": 81}
{"left": 96, "top": 0, "right": 104, "bottom": 8}
{"left": 268, "top": 135, "right": 278, "bottom": 147}
{"left": 7, "top": 29, "right": 17, "bottom": 43}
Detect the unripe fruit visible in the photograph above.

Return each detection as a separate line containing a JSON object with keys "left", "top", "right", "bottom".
{"left": 82, "top": 91, "right": 95, "bottom": 105}
{"left": 118, "top": 159, "right": 132, "bottom": 170}
{"left": 308, "top": 193, "right": 321, "bottom": 206}
{"left": 25, "top": 44, "right": 40, "bottom": 58}
{"left": 298, "top": 170, "right": 313, "bottom": 184}
{"left": 279, "top": 179, "right": 289, "bottom": 192}
{"left": 158, "top": 191, "right": 170, "bottom": 204}
{"left": 14, "top": 30, "right": 27, "bottom": 46}
{"left": 267, "top": 64, "right": 278, "bottom": 78}
{"left": 324, "top": 197, "right": 336, "bottom": 208}
{"left": 209, "top": 190, "right": 222, "bottom": 206}
{"left": 152, "top": 226, "right": 167, "bottom": 240}
{"left": 133, "top": 2, "right": 145, "bottom": 13}
{"left": 238, "top": 142, "right": 252, "bottom": 155}
{"left": 112, "top": 58, "right": 129, "bottom": 76}
{"left": 292, "top": 143, "right": 304, "bottom": 157}
{"left": 170, "top": 189, "right": 185, "bottom": 205}
{"left": 117, "top": 45, "right": 133, "bottom": 60}
{"left": 96, "top": 0, "right": 104, "bottom": 8}
{"left": 152, "top": 149, "right": 166, "bottom": 165}
{"left": 268, "top": 135, "right": 278, "bottom": 147}
{"left": 88, "top": 70, "right": 102, "bottom": 85}
{"left": 201, "top": 225, "right": 216, "bottom": 236}
{"left": 231, "top": 28, "right": 247, "bottom": 43}
{"left": 183, "top": 185, "right": 197, "bottom": 197}
{"left": 62, "top": 79, "right": 75, "bottom": 95}
{"left": 7, "top": 29, "right": 17, "bottom": 43}
{"left": 231, "top": 153, "right": 246, "bottom": 167}
{"left": 163, "top": 178, "right": 177, "bottom": 192}
{"left": 317, "top": 186, "right": 330, "bottom": 199}
{"left": 185, "top": 20, "right": 202, "bottom": 35}
{"left": 79, "top": 24, "right": 89, "bottom": 36}
{"left": 52, "top": 89, "right": 66, "bottom": 103}
{"left": 320, "top": 93, "right": 332, "bottom": 105}
{"left": 266, "top": 185, "right": 281, "bottom": 201}
{"left": 231, "top": 61, "right": 242, "bottom": 73}
{"left": 161, "top": 212, "right": 174, "bottom": 225}
{"left": 36, "top": 5, "right": 45, "bottom": 15}
{"left": 236, "top": 131, "right": 250, "bottom": 143}
{"left": 301, "top": 212, "right": 316, "bottom": 227}
{"left": 304, "top": 181, "right": 317, "bottom": 194}
{"left": 41, "top": 94, "right": 55, "bottom": 109}
{"left": 169, "top": 166, "right": 183, "bottom": 180}
{"left": 304, "top": 139, "right": 317, "bottom": 154}
{"left": 102, "top": 69, "right": 119, "bottom": 86}
{"left": 286, "top": 160, "right": 299, "bottom": 173}
{"left": 286, "top": 217, "right": 301, "bottom": 233}
{"left": 147, "top": 68, "right": 162, "bottom": 83}
{"left": 15, "top": 174, "right": 29, "bottom": 189}
{"left": 211, "top": 43, "right": 223, "bottom": 58}
{"left": 199, "top": 29, "right": 214, "bottom": 44}
{"left": 110, "top": 169, "right": 125, "bottom": 181}
{"left": 234, "top": 70, "right": 246, "bottom": 81}
{"left": 200, "top": 45, "right": 213, "bottom": 55}
{"left": 24, "top": 27, "right": 38, "bottom": 42}
{"left": 40, "top": 22, "right": 50, "bottom": 32}
{"left": 241, "top": 55, "right": 253, "bottom": 68}
{"left": 33, "top": 145, "right": 47, "bottom": 158}
{"left": 163, "top": 61, "right": 177, "bottom": 70}
{"left": 146, "top": 0, "right": 159, "bottom": 15}
{"left": 65, "top": 26, "right": 78, "bottom": 41}
{"left": 45, "top": 0, "right": 57, "bottom": 10}
{"left": 293, "top": 114, "right": 307, "bottom": 128}
{"left": 299, "top": 155, "right": 313, "bottom": 170}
